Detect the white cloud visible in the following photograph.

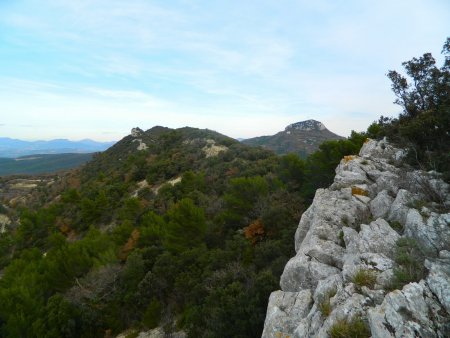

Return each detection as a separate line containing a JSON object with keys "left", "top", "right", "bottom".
{"left": 0, "top": 0, "right": 448, "bottom": 141}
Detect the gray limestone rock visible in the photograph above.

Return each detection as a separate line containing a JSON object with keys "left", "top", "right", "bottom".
{"left": 262, "top": 290, "right": 313, "bottom": 338}
{"left": 294, "top": 188, "right": 370, "bottom": 252}
{"left": 368, "top": 282, "right": 450, "bottom": 338}
{"left": 280, "top": 255, "right": 340, "bottom": 292}
{"left": 404, "top": 209, "right": 450, "bottom": 253}
{"left": 263, "top": 139, "right": 450, "bottom": 338}
{"left": 357, "top": 219, "right": 399, "bottom": 257}
{"left": 425, "top": 250, "right": 450, "bottom": 313}
{"left": 375, "top": 171, "right": 400, "bottom": 195}
{"left": 388, "top": 189, "right": 414, "bottom": 226}
{"left": 370, "top": 190, "right": 394, "bottom": 219}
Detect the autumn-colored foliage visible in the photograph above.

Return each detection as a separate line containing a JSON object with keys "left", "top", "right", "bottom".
{"left": 244, "top": 219, "right": 265, "bottom": 244}
{"left": 120, "top": 228, "right": 140, "bottom": 260}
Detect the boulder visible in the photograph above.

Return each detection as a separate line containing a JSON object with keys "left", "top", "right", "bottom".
{"left": 425, "top": 250, "right": 450, "bottom": 313}
{"left": 370, "top": 190, "right": 394, "bottom": 219}
{"left": 404, "top": 209, "right": 450, "bottom": 253}
{"left": 262, "top": 290, "right": 313, "bottom": 338}
{"left": 357, "top": 219, "right": 399, "bottom": 257}
{"left": 280, "top": 255, "right": 340, "bottom": 292}
{"left": 388, "top": 189, "right": 413, "bottom": 226}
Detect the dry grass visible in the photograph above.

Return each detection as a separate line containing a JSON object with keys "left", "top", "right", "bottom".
{"left": 352, "top": 269, "right": 377, "bottom": 289}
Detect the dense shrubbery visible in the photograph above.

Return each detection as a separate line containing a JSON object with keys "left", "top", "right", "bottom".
{"left": 0, "top": 125, "right": 365, "bottom": 337}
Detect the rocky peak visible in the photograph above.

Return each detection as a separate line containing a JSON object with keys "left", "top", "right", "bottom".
{"left": 131, "top": 127, "right": 144, "bottom": 137}
{"left": 262, "top": 139, "right": 450, "bottom": 338}
{"left": 285, "top": 119, "right": 327, "bottom": 132}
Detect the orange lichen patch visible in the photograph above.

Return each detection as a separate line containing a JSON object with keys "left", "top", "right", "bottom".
{"left": 364, "top": 138, "right": 371, "bottom": 144}
{"left": 352, "top": 186, "right": 369, "bottom": 196}
{"left": 244, "top": 219, "right": 265, "bottom": 244}
{"left": 344, "top": 155, "right": 356, "bottom": 163}
{"left": 120, "top": 228, "right": 140, "bottom": 260}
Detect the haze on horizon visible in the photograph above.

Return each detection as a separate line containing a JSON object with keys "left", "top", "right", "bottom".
{"left": 0, "top": 0, "right": 448, "bottom": 142}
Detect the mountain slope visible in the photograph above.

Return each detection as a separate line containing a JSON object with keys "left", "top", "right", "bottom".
{"left": 0, "top": 137, "right": 115, "bottom": 157}
{"left": 0, "top": 126, "right": 303, "bottom": 337}
{"left": 0, "top": 125, "right": 368, "bottom": 337}
{"left": 242, "top": 119, "right": 344, "bottom": 157}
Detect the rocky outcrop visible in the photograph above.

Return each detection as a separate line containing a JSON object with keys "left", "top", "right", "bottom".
{"left": 0, "top": 214, "right": 11, "bottom": 234}
{"left": 262, "top": 139, "right": 450, "bottom": 337}
{"left": 242, "top": 120, "right": 343, "bottom": 156}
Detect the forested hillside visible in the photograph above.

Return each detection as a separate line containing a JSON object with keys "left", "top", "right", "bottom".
{"left": 0, "top": 124, "right": 365, "bottom": 337}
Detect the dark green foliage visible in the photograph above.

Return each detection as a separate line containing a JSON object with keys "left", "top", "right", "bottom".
{"left": 163, "top": 198, "right": 207, "bottom": 253}
{"left": 222, "top": 176, "right": 269, "bottom": 228}
{"left": 32, "top": 294, "right": 82, "bottom": 338}
{"left": 142, "top": 299, "right": 162, "bottom": 329}
{"left": 301, "top": 132, "right": 365, "bottom": 200}
{"left": 371, "top": 38, "right": 450, "bottom": 181}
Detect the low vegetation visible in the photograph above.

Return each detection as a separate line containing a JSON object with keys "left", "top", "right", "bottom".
{"left": 389, "top": 238, "right": 427, "bottom": 290}
{"left": 329, "top": 317, "right": 370, "bottom": 338}
{"left": 318, "top": 289, "right": 336, "bottom": 317}
{"left": 352, "top": 269, "right": 377, "bottom": 289}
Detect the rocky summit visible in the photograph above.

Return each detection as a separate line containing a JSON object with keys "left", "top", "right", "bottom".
{"left": 262, "top": 138, "right": 450, "bottom": 338}
{"left": 242, "top": 119, "right": 343, "bottom": 157}
{"left": 285, "top": 120, "right": 327, "bottom": 132}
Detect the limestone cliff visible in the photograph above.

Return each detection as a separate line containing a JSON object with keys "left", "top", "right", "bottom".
{"left": 262, "top": 139, "right": 450, "bottom": 337}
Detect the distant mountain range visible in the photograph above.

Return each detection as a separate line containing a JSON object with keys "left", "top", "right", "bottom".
{"left": 0, "top": 137, "right": 116, "bottom": 158}
{"left": 242, "top": 119, "right": 344, "bottom": 157}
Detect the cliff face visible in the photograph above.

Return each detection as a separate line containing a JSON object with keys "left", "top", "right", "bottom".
{"left": 262, "top": 139, "right": 450, "bottom": 337}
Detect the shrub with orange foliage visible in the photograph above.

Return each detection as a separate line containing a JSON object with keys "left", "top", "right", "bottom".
{"left": 120, "top": 228, "right": 140, "bottom": 260}
{"left": 244, "top": 219, "right": 265, "bottom": 244}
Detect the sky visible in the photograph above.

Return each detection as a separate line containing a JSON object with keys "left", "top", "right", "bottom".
{"left": 0, "top": 0, "right": 449, "bottom": 141}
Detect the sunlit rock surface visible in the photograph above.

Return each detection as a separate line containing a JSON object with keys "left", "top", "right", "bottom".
{"left": 262, "top": 139, "right": 450, "bottom": 338}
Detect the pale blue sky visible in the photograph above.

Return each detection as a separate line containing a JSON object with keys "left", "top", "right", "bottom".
{"left": 0, "top": 0, "right": 448, "bottom": 141}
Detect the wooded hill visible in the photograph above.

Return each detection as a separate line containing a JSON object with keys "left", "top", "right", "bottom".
{"left": 0, "top": 124, "right": 365, "bottom": 337}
